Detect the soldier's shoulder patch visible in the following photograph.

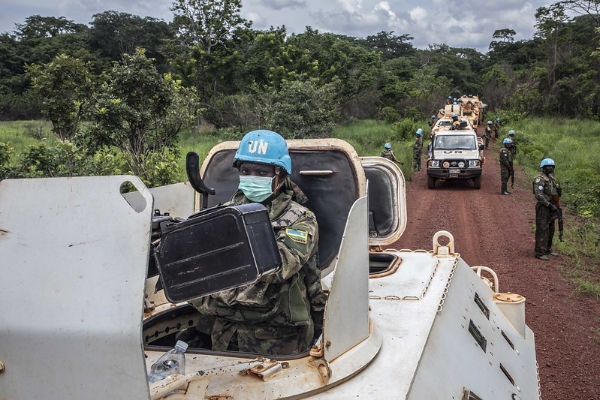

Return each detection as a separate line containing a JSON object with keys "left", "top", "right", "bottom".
{"left": 534, "top": 177, "right": 541, "bottom": 183}
{"left": 285, "top": 228, "right": 308, "bottom": 244}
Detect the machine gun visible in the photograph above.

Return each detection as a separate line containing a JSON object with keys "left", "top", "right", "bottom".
{"left": 510, "top": 167, "right": 514, "bottom": 189}
{"left": 550, "top": 194, "right": 564, "bottom": 242}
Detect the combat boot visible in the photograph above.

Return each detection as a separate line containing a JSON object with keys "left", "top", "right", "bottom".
{"left": 501, "top": 183, "right": 511, "bottom": 195}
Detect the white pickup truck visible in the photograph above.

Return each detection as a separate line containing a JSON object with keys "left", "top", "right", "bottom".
{"left": 427, "top": 128, "right": 485, "bottom": 189}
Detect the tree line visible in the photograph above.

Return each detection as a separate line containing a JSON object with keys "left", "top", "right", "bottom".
{"left": 0, "top": 0, "right": 599, "bottom": 185}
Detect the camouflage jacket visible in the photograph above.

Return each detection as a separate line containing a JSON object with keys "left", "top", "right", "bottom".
{"left": 413, "top": 136, "right": 423, "bottom": 152}
{"left": 533, "top": 172, "right": 560, "bottom": 207}
{"left": 381, "top": 149, "right": 399, "bottom": 162}
{"left": 190, "top": 186, "right": 325, "bottom": 327}
{"left": 499, "top": 147, "right": 513, "bottom": 169}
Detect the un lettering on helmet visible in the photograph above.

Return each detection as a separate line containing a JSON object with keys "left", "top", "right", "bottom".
{"left": 248, "top": 140, "right": 269, "bottom": 155}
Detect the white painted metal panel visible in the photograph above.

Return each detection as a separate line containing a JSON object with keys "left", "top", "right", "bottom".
{"left": 0, "top": 176, "right": 152, "bottom": 399}
{"left": 124, "top": 181, "right": 196, "bottom": 218}
{"left": 408, "top": 256, "right": 539, "bottom": 399}
{"left": 323, "top": 195, "right": 370, "bottom": 362}
{"left": 318, "top": 251, "right": 456, "bottom": 398}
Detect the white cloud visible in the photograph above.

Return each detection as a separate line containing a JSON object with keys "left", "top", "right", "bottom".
{"left": 261, "top": 0, "right": 307, "bottom": 10}
{"left": 0, "top": 0, "right": 551, "bottom": 53}
{"left": 409, "top": 7, "right": 427, "bottom": 24}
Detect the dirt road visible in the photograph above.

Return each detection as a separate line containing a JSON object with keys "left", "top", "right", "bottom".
{"left": 393, "top": 136, "right": 600, "bottom": 399}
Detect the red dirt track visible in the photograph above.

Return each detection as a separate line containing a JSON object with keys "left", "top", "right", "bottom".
{"left": 392, "top": 134, "right": 600, "bottom": 399}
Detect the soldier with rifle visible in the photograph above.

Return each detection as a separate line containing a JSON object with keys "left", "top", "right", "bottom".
{"left": 499, "top": 138, "right": 514, "bottom": 195}
{"left": 533, "top": 158, "right": 563, "bottom": 261}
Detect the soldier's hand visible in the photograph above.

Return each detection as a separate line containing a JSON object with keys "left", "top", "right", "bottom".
{"left": 548, "top": 204, "right": 557, "bottom": 211}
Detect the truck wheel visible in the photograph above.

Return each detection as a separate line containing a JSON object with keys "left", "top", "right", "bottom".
{"left": 427, "top": 176, "right": 436, "bottom": 189}
{"left": 473, "top": 176, "right": 481, "bottom": 189}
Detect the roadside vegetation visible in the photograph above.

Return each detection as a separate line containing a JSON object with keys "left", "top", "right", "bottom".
{"left": 1, "top": 0, "right": 599, "bottom": 295}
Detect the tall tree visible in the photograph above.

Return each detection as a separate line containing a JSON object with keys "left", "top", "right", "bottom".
{"left": 89, "top": 11, "right": 173, "bottom": 71}
{"left": 169, "top": 0, "right": 251, "bottom": 104}
{"left": 363, "top": 31, "right": 415, "bottom": 60}
{"left": 27, "top": 54, "right": 93, "bottom": 140}
{"left": 559, "top": 0, "right": 600, "bottom": 26}
{"left": 88, "top": 50, "right": 174, "bottom": 175}
{"left": 535, "top": 3, "right": 569, "bottom": 88}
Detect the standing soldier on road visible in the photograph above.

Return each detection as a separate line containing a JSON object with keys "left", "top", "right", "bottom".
{"left": 493, "top": 117, "right": 501, "bottom": 139}
{"left": 499, "top": 138, "right": 514, "bottom": 195}
{"left": 484, "top": 120, "right": 493, "bottom": 149}
{"left": 508, "top": 130, "right": 517, "bottom": 156}
{"left": 533, "top": 158, "right": 561, "bottom": 261}
{"left": 381, "top": 143, "right": 404, "bottom": 165}
{"left": 413, "top": 129, "right": 423, "bottom": 171}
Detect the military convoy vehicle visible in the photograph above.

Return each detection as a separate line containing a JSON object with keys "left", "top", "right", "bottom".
{"left": 427, "top": 128, "right": 485, "bottom": 189}
{"left": 0, "top": 138, "right": 538, "bottom": 399}
{"left": 459, "top": 95, "right": 486, "bottom": 129}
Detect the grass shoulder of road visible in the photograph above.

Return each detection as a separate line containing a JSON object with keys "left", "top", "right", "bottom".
{"left": 492, "top": 118, "right": 600, "bottom": 298}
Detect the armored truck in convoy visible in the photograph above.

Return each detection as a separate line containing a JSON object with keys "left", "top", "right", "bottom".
{"left": 0, "top": 139, "right": 538, "bottom": 399}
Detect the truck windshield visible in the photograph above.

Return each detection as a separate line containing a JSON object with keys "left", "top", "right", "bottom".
{"left": 434, "top": 135, "right": 476, "bottom": 150}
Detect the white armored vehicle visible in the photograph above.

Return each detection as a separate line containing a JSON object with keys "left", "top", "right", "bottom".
{"left": 0, "top": 139, "right": 539, "bottom": 399}
{"left": 427, "top": 128, "right": 485, "bottom": 189}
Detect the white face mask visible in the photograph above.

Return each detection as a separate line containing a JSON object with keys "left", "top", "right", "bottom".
{"left": 238, "top": 175, "right": 274, "bottom": 202}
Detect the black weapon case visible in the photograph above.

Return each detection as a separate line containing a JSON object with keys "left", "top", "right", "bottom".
{"left": 154, "top": 203, "right": 282, "bottom": 302}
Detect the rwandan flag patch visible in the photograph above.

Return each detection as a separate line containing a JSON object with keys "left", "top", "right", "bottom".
{"left": 286, "top": 228, "right": 308, "bottom": 244}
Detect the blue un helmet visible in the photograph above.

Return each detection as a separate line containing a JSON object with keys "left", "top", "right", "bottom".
{"left": 508, "top": 130, "right": 515, "bottom": 136}
{"left": 540, "top": 158, "right": 555, "bottom": 168}
{"left": 452, "top": 113, "right": 458, "bottom": 118}
{"left": 384, "top": 143, "right": 392, "bottom": 149}
{"left": 503, "top": 138, "right": 513, "bottom": 145}
{"left": 487, "top": 120, "right": 492, "bottom": 125}
{"left": 233, "top": 130, "right": 292, "bottom": 174}
{"left": 496, "top": 117, "right": 500, "bottom": 121}
{"left": 416, "top": 128, "right": 423, "bottom": 136}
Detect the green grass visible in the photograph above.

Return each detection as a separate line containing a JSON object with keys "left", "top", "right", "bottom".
{"left": 0, "top": 120, "right": 55, "bottom": 152}
{"left": 501, "top": 117, "right": 600, "bottom": 297}
{"left": 331, "top": 119, "right": 423, "bottom": 180}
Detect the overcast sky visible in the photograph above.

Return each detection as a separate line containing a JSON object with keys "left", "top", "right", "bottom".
{"left": 0, "top": 0, "right": 552, "bottom": 53}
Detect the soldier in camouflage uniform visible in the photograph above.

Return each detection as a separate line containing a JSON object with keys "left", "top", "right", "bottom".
{"left": 381, "top": 143, "right": 404, "bottom": 165}
{"left": 413, "top": 128, "right": 423, "bottom": 171}
{"left": 508, "top": 130, "right": 517, "bottom": 157}
{"left": 533, "top": 158, "right": 561, "bottom": 261}
{"left": 499, "top": 138, "right": 513, "bottom": 195}
{"left": 189, "top": 130, "right": 327, "bottom": 355}
{"left": 484, "top": 121, "right": 492, "bottom": 149}
{"left": 493, "top": 117, "right": 501, "bottom": 139}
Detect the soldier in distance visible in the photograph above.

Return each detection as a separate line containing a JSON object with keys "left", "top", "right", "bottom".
{"left": 412, "top": 129, "right": 423, "bottom": 171}
{"left": 507, "top": 130, "right": 517, "bottom": 156}
{"left": 533, "top": 158, "right": 561, "bottom": 261}
{"left": 381, "top": 143, "right": 404, "bottom": 165}
{"left": 499, "top": 138, "right": 514, "bottom": 195}
{"left": 186, "top": 130, "right": 327, "bottom": 355}
{"left": 484, "top": 121, "right": 492, "bottom": 149}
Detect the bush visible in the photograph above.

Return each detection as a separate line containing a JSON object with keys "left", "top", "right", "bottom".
{"left": 377, "top": 107, "right": 401, "bottom": 124}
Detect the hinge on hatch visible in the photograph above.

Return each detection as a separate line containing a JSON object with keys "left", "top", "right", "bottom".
{"left": 369, "top": 245, "right": 384, "bottom": 252}
{"left": 248, "top": 359, "right": 289, "bottom": 381}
